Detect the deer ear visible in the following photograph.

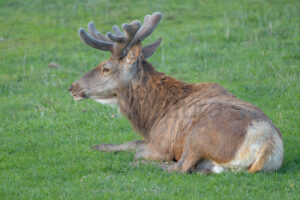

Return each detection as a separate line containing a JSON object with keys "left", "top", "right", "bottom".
{"left": 142, "top": 38, "right": 162, "bottom": 59}
{"left": 126, "top": 40, "right": 142, "bottom": 64}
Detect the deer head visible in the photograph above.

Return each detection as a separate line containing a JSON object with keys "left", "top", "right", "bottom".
{"left": 69, "top": 12, "right": 162, "bottom": 104}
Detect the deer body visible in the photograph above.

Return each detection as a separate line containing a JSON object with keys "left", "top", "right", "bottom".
{"left": 69, "top": 12, "right": 283, "bottom": 173}
{"left": 116, "top": 59, "right": 283, "bottom": 173}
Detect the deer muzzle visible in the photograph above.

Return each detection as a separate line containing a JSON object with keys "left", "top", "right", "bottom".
{"left": 68, "top": 83, "right": 87, "bottom": 101}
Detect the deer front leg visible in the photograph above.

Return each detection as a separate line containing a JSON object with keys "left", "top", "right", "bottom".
{"left": 92, "top": 140, "right": 146, "bottom": 152}
{"left": 134, "top": 145, "right": 173, "bottom": 162}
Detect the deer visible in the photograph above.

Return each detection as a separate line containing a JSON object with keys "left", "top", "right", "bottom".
{"left": 69, "top": 12, "right": 284, "bottom": 174}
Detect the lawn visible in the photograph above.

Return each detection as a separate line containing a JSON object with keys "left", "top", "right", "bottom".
{"left": 0, "top": 0, "right": 299, "bottom": 199}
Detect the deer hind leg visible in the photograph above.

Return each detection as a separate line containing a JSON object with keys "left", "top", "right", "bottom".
{"left": 163, "top": 145, "right": 202, "bottom": 173}
{"left": 248, "top": 140, "right": 273, "bottom": 173}
{"left": 92, "top": 140, "right": 146, "bottom": 152}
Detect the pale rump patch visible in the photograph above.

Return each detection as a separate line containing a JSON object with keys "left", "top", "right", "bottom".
{"left": 221, "top": 121, "right": 283, "bottom": 172}
{"left": 261, "top": 131, "right": 284, "bottom": 172}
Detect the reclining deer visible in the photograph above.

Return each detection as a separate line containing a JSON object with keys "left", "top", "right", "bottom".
{"left": 69, "top": 12, "right": 284, "bottom": 174}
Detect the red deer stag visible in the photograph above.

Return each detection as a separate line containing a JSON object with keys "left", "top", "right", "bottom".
{"left": 69, "top": 12, "right": 284, "bottom": 173}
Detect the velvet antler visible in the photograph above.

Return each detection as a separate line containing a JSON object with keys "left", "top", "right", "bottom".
{"left": 78, "top": 12, "right": 162, "bottom": 58}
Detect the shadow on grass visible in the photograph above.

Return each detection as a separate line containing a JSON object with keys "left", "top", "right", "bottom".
{"left": 92, "top": 149, "right": 299, "bottom": 176}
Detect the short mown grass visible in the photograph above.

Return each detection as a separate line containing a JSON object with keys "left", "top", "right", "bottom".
{"left": 0, "top": 0, "right": 299, "bottom": 199}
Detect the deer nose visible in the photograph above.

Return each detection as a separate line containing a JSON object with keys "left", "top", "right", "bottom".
{"left": 80, "top": 91, "right": 87, "bottom": 98}
{"left": 68, "top": 85, "right": 73, "bottom": 92}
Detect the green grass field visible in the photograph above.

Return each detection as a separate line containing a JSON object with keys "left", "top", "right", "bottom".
{"left": 1, "top": 0, "right": 299, "bottom": 199}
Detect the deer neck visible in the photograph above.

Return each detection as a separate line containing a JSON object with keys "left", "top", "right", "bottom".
{"left": 117, "top": 60, "right": 193, "bottom": 139}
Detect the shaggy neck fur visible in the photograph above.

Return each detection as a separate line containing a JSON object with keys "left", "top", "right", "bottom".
{"left": 117, "top": 59, "right": 194, "bottom": 139}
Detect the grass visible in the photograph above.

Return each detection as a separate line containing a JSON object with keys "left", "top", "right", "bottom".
{"left": 0, "top": 0, "right": 299, "bottom": 199}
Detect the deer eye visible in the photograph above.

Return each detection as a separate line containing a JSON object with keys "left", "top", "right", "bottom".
{"left": 102, "top": 68, "right": 110, "bottom": 73}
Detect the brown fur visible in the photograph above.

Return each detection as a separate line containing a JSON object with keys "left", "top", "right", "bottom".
{"left": 117, "top": 57, "right": 270, "bottom": 166}
{"left": 70, "top": 35, "right": 283, "bottom": 173}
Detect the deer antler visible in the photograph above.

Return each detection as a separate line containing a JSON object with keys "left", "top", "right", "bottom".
{"left": 78, "top": 12, "right": 162, "bottom": 58}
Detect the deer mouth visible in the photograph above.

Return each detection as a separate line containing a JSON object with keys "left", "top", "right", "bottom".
{"left": 71, "top": 91, "right": 88, "bottom": 101}
{"left": 73, "top": 95, "right": 87, "bottom": 101}
{"left": 68, "top": 84, "right": 88, "bottom": 101}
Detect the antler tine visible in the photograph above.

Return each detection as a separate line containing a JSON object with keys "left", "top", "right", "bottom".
{"left": 106, "top": 32, "right": 124, "bottom": 43}
{"left": 123, "top": 20, "right": 142, "bottom": 39}
{"left": 78, "top": 28, "right": 113, "bottom": 52}
{"left": 129, "top": 12, "right": 162, "bottom": 47}
{"left": 144, "top": 15, "right": 151, "bottom": 24}
{"left": 112, "top": 25, "right": 124, "bottom": 36}
{"left": 87, "top": 22, "right": 111, "bottom": 42}
{"left": 106, "top": 20, "right": 142, "bottom": 58}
